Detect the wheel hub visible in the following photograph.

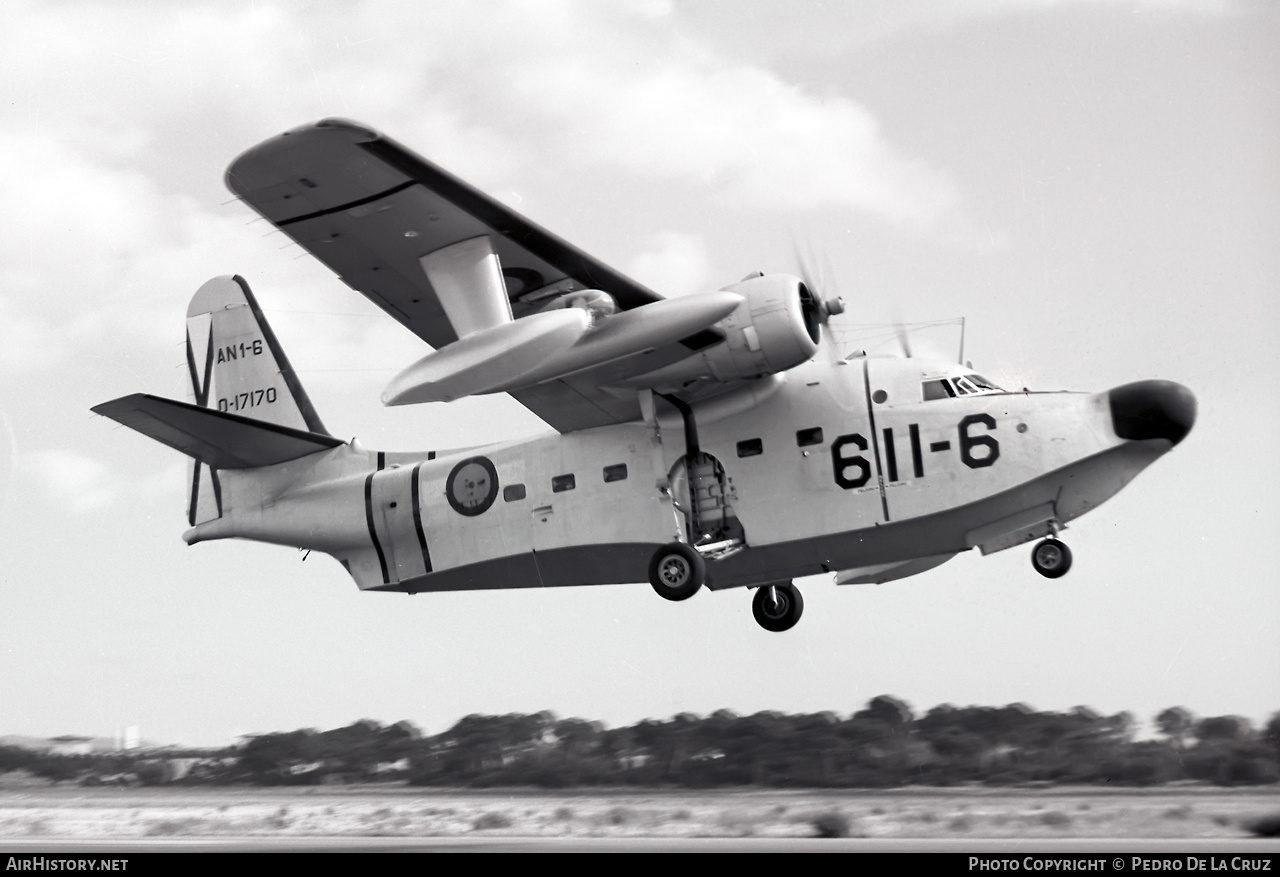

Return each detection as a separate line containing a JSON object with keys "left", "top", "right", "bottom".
{"left": 660, "top": 557, "right": 690, "bottom": 587}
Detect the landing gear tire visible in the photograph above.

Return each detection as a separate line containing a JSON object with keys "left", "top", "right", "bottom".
{"left": 752, "top": 582, "right": 804, "bottom": 632}
{"left": 1031, "top": 538, "right": 1072, "bottom": 579}
{"left": 648, "top": 542, "right": 705, "bottom": 601}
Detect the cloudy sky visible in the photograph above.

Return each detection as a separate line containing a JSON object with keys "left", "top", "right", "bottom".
{"left": 1, "top": 0, "right": 1276, "bottom": 747}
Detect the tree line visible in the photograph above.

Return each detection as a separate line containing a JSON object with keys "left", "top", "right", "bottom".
{"left": 3, "top": 699, "right": 1277, "bottom": 788}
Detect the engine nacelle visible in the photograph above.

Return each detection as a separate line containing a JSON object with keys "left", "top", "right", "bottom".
{"left": 710, "top": 273, "right": 822, "bottom": 379}
{"left": 619, "top": 274, "right": 825, "bottom": 388}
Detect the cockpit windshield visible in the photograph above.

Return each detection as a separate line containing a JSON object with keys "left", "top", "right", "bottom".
{"left": 921, "top": 374, "right": 1003, "bottom": 401}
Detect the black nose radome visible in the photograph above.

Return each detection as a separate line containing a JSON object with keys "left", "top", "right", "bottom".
{"left": 1108, "top": 380, "right": 1197, "bottom": 446}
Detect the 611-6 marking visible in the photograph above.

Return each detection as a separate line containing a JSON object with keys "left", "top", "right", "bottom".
{"left": 832, "top": 414, "right": 1000, "bottom": 488}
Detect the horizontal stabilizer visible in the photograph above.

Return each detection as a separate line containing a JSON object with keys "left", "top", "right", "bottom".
{"left": 92, "top": 393, "right": 344, "bottom": 469}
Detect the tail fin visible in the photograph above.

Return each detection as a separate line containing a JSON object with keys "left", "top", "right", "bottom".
{"left": 183, "top": 275, "right": 333, "bottom": 525}
{"left": 94, "top": 275, "right": 337, "bottom": 527}
{"left": 185, "top": 275, "right": 328, "bottom": 434}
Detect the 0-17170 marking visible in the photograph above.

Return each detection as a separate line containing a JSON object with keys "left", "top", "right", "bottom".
{"left": 218, "top": 387, "right": 277, "bottom": 412}
{"left": 832, "top": 414, "right": 1000, "bottom": 488}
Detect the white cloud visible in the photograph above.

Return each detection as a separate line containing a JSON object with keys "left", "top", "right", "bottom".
{"left": 0, "top": 0, "right": 968, "bottom": 386}
{"left": 15, "top": 448, "right": 186, "bottom": 516}
{"left": 19, "top": 449, "right": 117, "bottom": 514}
{"left": 626, "top": 233, "right": 715, "bottom": 298}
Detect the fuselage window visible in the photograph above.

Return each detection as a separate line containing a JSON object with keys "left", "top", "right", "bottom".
{"left": 737, "top": 438, "right": 763, "bottom": 458}
{"left": 922, "top": 379, "right": 955, "bottom": 401}
{"left": 503, "top": 484, "right": 526, "bottom": 502}
{"left": 552, "top": 474, "right": 576, "bottom": 493}
{"left": 603, "top": 464, "right": 628, "bottom": 483}
{"left": 796, "top": 427, "right": 823, "bottom": 447}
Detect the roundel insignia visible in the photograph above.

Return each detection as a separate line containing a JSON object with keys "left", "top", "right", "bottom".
{"left": 445, "top": 456, "right": 499, "bottom": 517}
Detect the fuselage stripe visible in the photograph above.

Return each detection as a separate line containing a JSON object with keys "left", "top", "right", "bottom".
{"left": 410, "top": 462, "right": 432, "bottom": 573}
{"left": 860, "top": 359, "right": 891, "bottom": 521}
{"left": 910, "top": 424, "right": 925, "bottom": 478}
{"left": 210, "top": 468, "right": 222, "bottom": 518}
{"left": 364, "top": 472, "right": 389, "bottom": 584}
{"left": 187, "top": 461, "right": 200, "bottom": 527}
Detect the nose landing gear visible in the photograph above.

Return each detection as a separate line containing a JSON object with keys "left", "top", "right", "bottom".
{"left": 751, "top": 581, "right": 804, "bottom": 632}
{"left": 1031, "top": 538, "right": 1073, "bottom": 579}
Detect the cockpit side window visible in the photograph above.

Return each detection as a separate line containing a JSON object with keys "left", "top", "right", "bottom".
{"left": 922, "top": 379, "right": 955, "bottom": 401}
{"left": 966, "top": 374, "right": 1001, "bottom": 391}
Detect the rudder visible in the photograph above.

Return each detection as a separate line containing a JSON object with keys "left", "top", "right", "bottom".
{"left": 184, "top": 275, "right": 331, "bottom": 524}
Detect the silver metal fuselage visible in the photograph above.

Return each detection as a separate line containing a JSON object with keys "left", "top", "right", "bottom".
{"left": 188, "top": 351, "right": 1181, "bottom": 596}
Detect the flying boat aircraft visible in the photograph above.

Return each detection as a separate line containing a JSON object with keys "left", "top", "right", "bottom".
{"left": 93, "top": 119, "right": 1197, "bottom": 632}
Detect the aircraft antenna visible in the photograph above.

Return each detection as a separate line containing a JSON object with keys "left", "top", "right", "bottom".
{"left": 958, "top": 317, "right": 966, "bottom": 365}
{"left": 890, "top": 302, "right": 913, "bottom": 358}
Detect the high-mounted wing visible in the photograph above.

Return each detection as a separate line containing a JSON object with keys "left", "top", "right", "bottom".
{"left": 225, "top": 119, "right": 721, "bottom": 431}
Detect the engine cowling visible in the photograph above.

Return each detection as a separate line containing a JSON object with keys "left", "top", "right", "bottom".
{"left": 710, "top": 273, "right": 822, "bottom": 379}
{"left": 619, "top": 274, "right": 825, "bottom": 388}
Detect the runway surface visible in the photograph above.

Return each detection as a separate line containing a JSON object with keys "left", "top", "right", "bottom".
{"left": 4, "top": 836, "right": 1280, "bottom": 853}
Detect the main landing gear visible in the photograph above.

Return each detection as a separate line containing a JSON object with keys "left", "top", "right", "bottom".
{"left": 752, "top": 582, "right": 804, "bottom": 632}
{"left": 1031, "top": 538, "right": 1073, "bottom": 579}
{"left": 646, "top": 542, "right": 804, "bottom": 632}
{"left": 648, "top": 542, "right": 706, "bottom": 601}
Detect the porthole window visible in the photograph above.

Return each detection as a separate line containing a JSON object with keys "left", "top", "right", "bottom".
{"left": 796, "top": 427, "right": 823, "bottom": 447}
{"left": 603, "top": 464, "right": 628, "bottom": 483}
{"left": 736, "top": 438, "right": 763, "bottom": 458}
{"left": 503, "top": 484, "right": 526, "bottom": 502}
{"left": 552, "top": 473, "right": 576, "bottom": 493}
{"left": 872, "top": 389, "right": 888, "bottom": 404}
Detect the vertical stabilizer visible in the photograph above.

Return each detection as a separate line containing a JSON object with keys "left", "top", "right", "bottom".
{"left": 184, "top": 275, "right": 330, "bottom": 525}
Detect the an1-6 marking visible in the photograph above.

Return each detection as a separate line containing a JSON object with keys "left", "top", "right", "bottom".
{"left": 217, "top": 387, "right": 277, "bottom": 412}
{"left": 833, "top": 414, "right": 1000, "bottom": 488}
{"left": 216, "top": 339, "right": 263, "bottom": 363}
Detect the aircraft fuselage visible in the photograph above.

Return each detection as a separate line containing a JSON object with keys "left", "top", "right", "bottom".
{"left": 186, "top": 350, "right": 1192, "bottom": 597}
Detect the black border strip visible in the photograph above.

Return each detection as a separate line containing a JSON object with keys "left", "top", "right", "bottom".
{"left": 410, "top": 462, "right": 432, "bottom": 573}
{"left": 364, "top": 472, "right": 389, "bottom": 585}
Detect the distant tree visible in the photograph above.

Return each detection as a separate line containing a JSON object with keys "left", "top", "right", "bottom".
{"left": 553, "top": 718, "right": 603, "bottom": 757}
{"left": 854, "top": 695, "right": 913, "bottom": 731}
{"left": 1156, "top": 707, "right": 1195, "bottom": 749}
{"left": 1264, "top": 712, "right": 1280, "bottom": 758}
{"left": 239, "top": 730, "right": 317, "bottom": 784}
{"left": 1196, "top": 715, "right": 1252, "bottom": 743}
